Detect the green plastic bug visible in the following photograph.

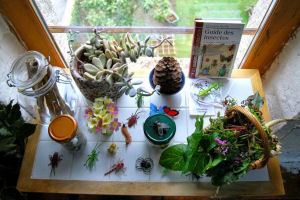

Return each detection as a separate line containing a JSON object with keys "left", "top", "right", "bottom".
{"left": 84, "top": 143, "right": 101, "bottom": 170}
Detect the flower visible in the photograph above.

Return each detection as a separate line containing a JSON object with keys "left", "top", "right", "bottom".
{"left": 109, "top": 118, "right": 121, "bottom": 131}
{"left": 103, "top": 96, "right": 113, "bottom": 105}
{"left": 107, "top": 103, "right": 118, "bottom": 115}
{"left": 87, "top": 117, "right": 98, "bottom": 129}
{"left": 93, "top": 100, "right": 104, "bottom": 110}
{"left": 96, "top": 119, "right": 103, "bottom": 133}
{"left": 215, "top": 138, "right": 227, "bottom": 146}
{"left": 222, "top": 148, "right": 228, "bottom": 155}
{"left": 85, "top": 108, "right": 94, "bottom": 119}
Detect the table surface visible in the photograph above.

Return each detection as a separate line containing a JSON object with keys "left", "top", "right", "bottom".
{"left": 17, "top": 69, "right": 284, "bottom": 197}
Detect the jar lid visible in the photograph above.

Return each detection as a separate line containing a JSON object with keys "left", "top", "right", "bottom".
{"left": 8, "top": 51, "right": 48, "bottom": 89}
{"left": 143, "top": 114, "right": 176, "bottom": 145}
{"left": 48, "top": 114, "right": 77, "bottom": 141}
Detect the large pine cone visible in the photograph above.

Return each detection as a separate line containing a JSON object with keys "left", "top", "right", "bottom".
{"left": 153, "top": 57, "right": 182, "bottom": 94}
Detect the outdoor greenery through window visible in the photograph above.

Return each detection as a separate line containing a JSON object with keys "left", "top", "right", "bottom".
{"left": 34, "top": 0, "right": 273, "bottom": 73}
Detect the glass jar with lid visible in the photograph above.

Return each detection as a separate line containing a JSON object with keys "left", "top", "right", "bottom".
{"left": 48, "top": 114, "right": 86, "bottom": 151}
{"left": 7, "top": 51, "right": 78, "bottom": 124}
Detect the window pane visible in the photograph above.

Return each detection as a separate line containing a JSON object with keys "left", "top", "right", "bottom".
{"left": 34, "top": 0, "right": 273, "bottom": 72}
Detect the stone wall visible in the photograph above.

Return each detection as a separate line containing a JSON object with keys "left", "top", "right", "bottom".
{"left": 0, "top": 15, "right": 26, "bottom": 104}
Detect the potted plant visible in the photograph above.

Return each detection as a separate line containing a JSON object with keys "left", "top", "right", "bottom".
{"left": 159, "top": 93, "right": 299, "bottom": 186}
{"left": 68, "top": 30, "right": 171, "bottom": 101}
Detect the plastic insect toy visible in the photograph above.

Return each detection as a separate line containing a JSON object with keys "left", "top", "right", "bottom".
{"left": 107, "top": 143, "right": 118, "bottom": 154}
{"left": 48, "top": 152, "right": 62, "bottom": 176}
{"left": 163, "top": 106, "right": 179, "bottom": 117}
{"left": 150, "top": 103, "right": 166, "bottom": 116}
{"left": 127, "top": 108, "right": 141, "bottom": 127}
{"left": 135, "top": 157, "right": 154, "bottom": 175}
{"left": 153, "top": 120, "right": 170, "bottom": 136}
{"left": 220, "top": 54, "right": 233, "bottom": 62}
{"left": 121, "top": 124, "right": 132, "bottom": 146}
{"left": 104, "top": 160, "right": 125, "bottom": 176}
{"left": 85, "top": 143, "right": 101, "bottom": 170}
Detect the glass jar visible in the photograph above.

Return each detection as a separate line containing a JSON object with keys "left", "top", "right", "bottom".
{"left": 48, "top": 114, "right": 86, "bottom": 151}
{"left": 7, "top": 51, "right": 78, "bottom": 124}
{"left": 143, "top": 114, "right": 176, "bottom": 149}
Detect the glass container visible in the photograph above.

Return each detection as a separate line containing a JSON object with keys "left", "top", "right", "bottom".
{"left": 143, "top": 114, "right": 176, "bottom": 149}
{"left": 48, "top": 114, "right": 86, "bottom": 151}
{"left": 7, "top": 51, "right": 78, "bottom": 124}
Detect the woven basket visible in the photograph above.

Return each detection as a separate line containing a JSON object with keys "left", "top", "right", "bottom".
{"left": 204, "top": 105, "right": 270, "bottom": 170}
{"left": 70, "top": 46, "right": 123, "bottom": 101}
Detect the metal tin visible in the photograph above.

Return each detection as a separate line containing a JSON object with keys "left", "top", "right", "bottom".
{"left": 143, "top": 114, "right": 176, "bottom": 148}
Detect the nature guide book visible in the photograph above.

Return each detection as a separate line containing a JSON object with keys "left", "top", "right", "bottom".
{"left": 189, "top": 19, "right": 244, "bottom": 78}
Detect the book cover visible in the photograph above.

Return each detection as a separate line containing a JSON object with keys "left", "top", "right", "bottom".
{"left": 189, "top": 19, "right": 244, "bottom": 78}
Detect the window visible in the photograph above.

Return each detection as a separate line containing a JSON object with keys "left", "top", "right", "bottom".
{"left": 33, "top": 0, "right": 273, "bottom": 75}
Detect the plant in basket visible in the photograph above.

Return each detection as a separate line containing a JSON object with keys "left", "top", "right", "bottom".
{"left": 68, "top": 29, "right": 170, "bottom": 101}
{"left": 159, "top": 92, "right": 298, "bottom": 186}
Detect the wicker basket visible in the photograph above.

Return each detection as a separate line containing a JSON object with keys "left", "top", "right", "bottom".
{"left": 70, "top": 46, "right": 123, "bottom": 101}
{"left": 204, "top": 105, "right": 270, "bottom": 170}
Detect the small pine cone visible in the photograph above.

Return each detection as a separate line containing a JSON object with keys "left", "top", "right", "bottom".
{"left": 153, "top": 57, "right": 183, "bottom": 94}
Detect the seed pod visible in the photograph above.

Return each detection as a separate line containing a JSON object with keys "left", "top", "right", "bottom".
{"left": 95, "top": 71, "right": 104, "bottom": 80}
{"left": 84, "top": 63, "right": 99, "bottom": 75}
{"left": 102, "top": 39, "right": 109, "bottom": 50}
{"left": 99, "top": 54, "right": 107, "bottom": 67}
{"left": 94, "top": 50, "right": 102, "bottom": 55}
{"left": 111, "top": 51, "right": 118, "bottom": 58}
{"left": 83, "top": 72, "right": 96, "bottom": 80}
{"left": 129, "top": 49, "right": 136, "bottom": 62}
{"left": 112, "top": 58, "right": 121, "bottom": 63}
{"left": 112, "top": 62, "right": 121, "bottom": 69}
{"left": 145, "top": 47, "right": 153, "bottom": 57}
{"left": 105, "top": 49, "right": 112, "bottom": 59}
{"left": 106, "top": 74, "right": 114, "bottom": 86}
{"left": 106, "top": 58, "right": 112, "bottom": 69}
{"left": 92, "top": 57, "right": 103, "bottom": 69}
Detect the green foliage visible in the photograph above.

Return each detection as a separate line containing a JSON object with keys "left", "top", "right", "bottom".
{"left": 0, "top": 100, "right": 37, "bottom": 200}
{"left": 140, "top": 0, "right": 170, "bottom": 22}
{"left": 71, "top": 0, "right": 137, "bottom": 26}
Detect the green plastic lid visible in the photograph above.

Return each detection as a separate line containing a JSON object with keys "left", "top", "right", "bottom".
{"left": 143, "top": 114, "right": 176, "bottom": 145}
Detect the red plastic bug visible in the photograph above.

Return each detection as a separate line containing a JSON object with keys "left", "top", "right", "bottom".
{"left": 48, "top": 152, "right": 62, "bottom": 176}
{"left": 127, "top": 109, "right": 141, "bottom": 127}
{"left": 104, "top": 160, "right": 125, "bottom": 176}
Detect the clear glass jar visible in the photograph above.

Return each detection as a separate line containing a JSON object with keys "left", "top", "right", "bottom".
{"left": 48, "top": 114, "right": 86, "bottom": 151}
{"left": 7, "top": 51, "right": 78, "bottom": 124}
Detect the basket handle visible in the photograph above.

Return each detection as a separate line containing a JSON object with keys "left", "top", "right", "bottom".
{"left": 225, "top": 105, "right": 270, "bottom": 170}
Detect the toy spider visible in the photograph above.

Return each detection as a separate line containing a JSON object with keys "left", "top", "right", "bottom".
{"left": 135, "top": 157, "right": 154, "bottom": 175}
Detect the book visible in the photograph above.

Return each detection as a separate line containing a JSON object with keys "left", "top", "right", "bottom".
{"left": 189, "top": 19, "right": 244, "bottom": 78}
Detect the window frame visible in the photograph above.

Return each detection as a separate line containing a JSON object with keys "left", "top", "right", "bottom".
{"left": 1, "top": 0, "right": 299, "bottom": 74}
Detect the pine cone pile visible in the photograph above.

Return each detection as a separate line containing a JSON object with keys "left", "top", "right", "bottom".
{"left": 153, "top": 57, "right": 183, "bottom": 94}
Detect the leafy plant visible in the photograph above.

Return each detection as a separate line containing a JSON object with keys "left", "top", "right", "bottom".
{"left": 0, "top": 100, "right": 37, "bottom": 200}
{"left": 159, "top": 92, "right": 291, "bottom": 186}
{"left": 140, "top": 0, "right": 171, "bottom": 22}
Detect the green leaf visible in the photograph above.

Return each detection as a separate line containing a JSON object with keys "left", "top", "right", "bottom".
{"left": 0, "top": 127, "right": 12, "bottom": 136}
{"left": 159, "top": 144, "right": 187, "bottom": 171}
{"left": 7, "top": 103, "right": 21, "bottom": 123}
{"left": 0, "top": 137, "right": 16, "bottom": 153}
{"left": 252, "top": 92, "right": 264, "bottom": 108}
{"left": 211, "top": 155, "right": 224, "bottom": 167}
{"left": 195, "top": 114, "right": 204, "bottom": 132}
{"left": 187, "top": 132, "right": 202, "bottom": 152}
{"left": 21, "top": 123, "right": 36, "bottom": 138}
{"left": 184, "top": 152, "right": 211, "bottom": 174}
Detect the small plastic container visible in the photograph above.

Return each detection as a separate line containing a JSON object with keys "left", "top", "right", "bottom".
{"left": 143, "top": 114, "right": 176, "bottom": 149}
{"left": 48, "top": 114, "right": 86, "bottom": 151}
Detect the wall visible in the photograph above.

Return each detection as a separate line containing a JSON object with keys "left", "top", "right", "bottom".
{"left": 262, "top": 29, "right": 300, "bottom": 176}
{"left": 0, "top": 15, "right": 26, "bottom": 104}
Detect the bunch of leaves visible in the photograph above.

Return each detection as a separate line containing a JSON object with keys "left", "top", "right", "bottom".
{"left": 0, "top": 100, "right": 36, "bottom": 200}
{"left": 140, "top": 0, "right": 171, "bottom": 22}
{"left": 71, "top": 0, "right": 137, "bottom": 27}
{"left": 159, "top": 92, "right": 276, "bottom": 186}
